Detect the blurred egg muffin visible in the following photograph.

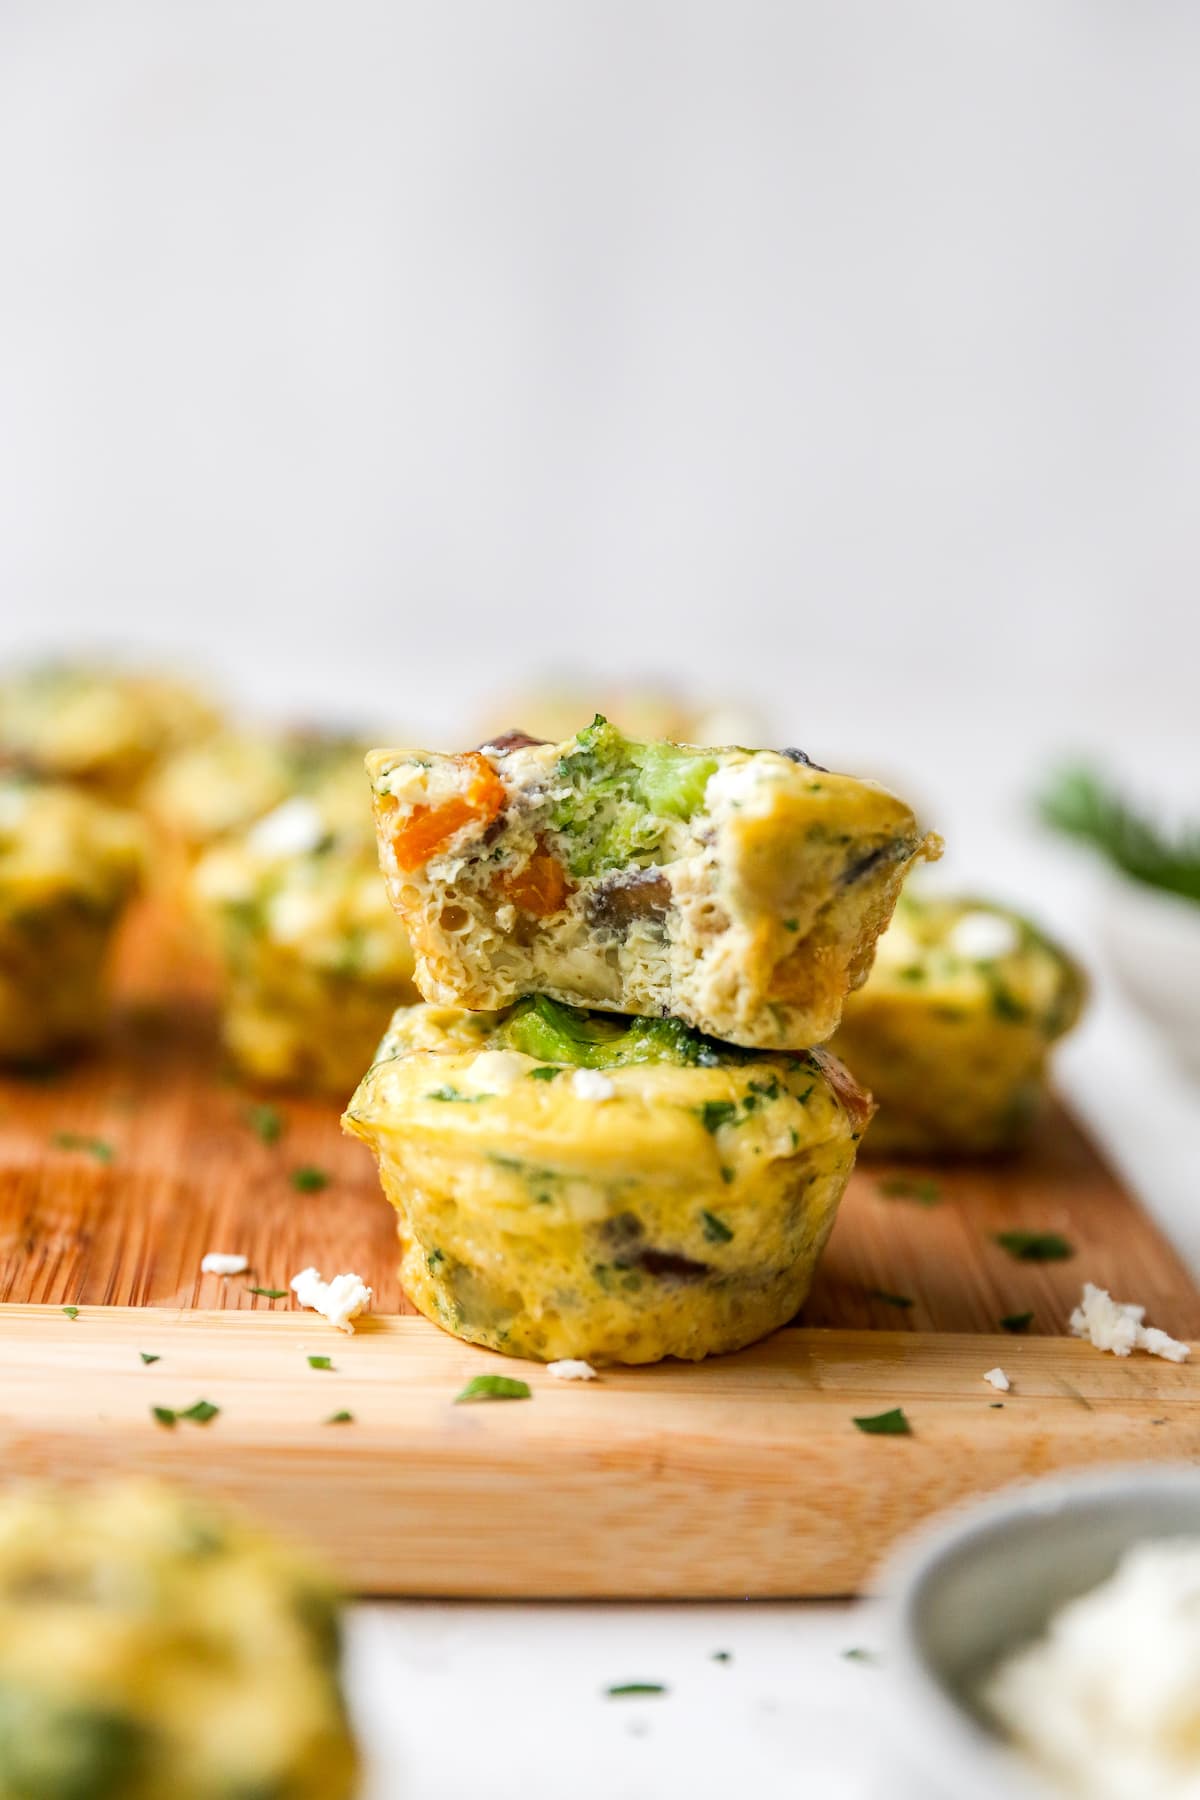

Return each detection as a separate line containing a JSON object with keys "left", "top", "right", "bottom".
{"left": 0, "top": 663, "right": 220, "bottom": 804}
{"left": 193, "top": 790, "right": 418, "bottom": 1094}
{"left": 0, "top": 774, "right": 145, "bottom": 1063}
{"left": 0, "top": 1482, "right": 357, "bottom": 1800}
{"left": 830, "top": 890, "right": 1086, "bottom": 1156}
{"left": 343, "top": 995, "right": 871, "bottom": 1363}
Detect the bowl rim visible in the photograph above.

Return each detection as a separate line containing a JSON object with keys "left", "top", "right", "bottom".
{"left": 880, "top": 1463, "right": 1200, "bottom": 1797}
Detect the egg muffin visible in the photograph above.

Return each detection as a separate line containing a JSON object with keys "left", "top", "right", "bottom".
{"left": 0, "top": 1482, "right": 357, "bottom": 1800}
{"left": 830, "top": 891, "right": 1086, "bottom": 1155}
{"left": 0, "top": 775, "right": 145, "bottom": 1063}
{"left": 343, "top": 995, "right": 872, "bottom": 1363}
{"left": 193, "top": 792, "right": 418, "bottom": 1093}
{"left": 367, "top": 718, "right": 940, "bottom": 1052}
{"left": 0, "top": 663, "right": 220, "bottom": 803}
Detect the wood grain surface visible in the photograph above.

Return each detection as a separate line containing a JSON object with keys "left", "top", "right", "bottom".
{"left": 0, "top": 905, "right": 1194, "bottom": 1597}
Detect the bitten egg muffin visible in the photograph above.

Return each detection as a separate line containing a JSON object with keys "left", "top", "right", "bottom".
{"left": 0, "top": 663, "right": 220, "bottom": 803}
{"left": 193, "top": 792, "right": 418, "bottom": 1093}
{"left": 0, "top": 776, "right": 145, "bottom": 1063}
{"left": 0, "top": 1482, "right": 357, "bottom": 1800}
{"left": 367, "top": 717, "right": 941, "bottom": 1052}
{"left": 343, "top": 995, "right": 872, "bottom": 1363}
{"left": 830, "top": 890, "right": 1086, "bottom": 1155}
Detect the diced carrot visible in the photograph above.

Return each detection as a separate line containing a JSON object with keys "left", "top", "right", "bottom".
{"left": 390, "top": 753, "right": 505, "bottom": 872}
{"left": 500, "top": 843, "right": 573, "bottom": 917}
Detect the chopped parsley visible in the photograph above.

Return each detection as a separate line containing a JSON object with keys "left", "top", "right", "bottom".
{"left": 307, "top": 1355, "right": 334, "bottom": 1371}
{"left": 244, "top": 1102, "right": 283, "bottom": 1145}
{"left": 527, "top": 1066, "right": 561, "bottom": 1082}
{"left": 698, "top": 1100, "right": 738, "bottom": 1134}
{"left": 701, "top": 1210, "right": 734, "bottom": 1244}
{"left": 867, "top": 1289, "right": 914, "bottom": 1310}
{"left": 179, "top": 1399, "right": 220, "bottom": 1423}
{"left": 454, "top": 1374, "right": 532, "bottom": 1404}
{"left": 425, "top": 1085, "right": 485, "bottom": 1103}
{"left": 139, "top": 1351, "right": 160, "bottom": 1365}
{"left": 248, "top": 1286, "right": 289, "bottom": 1299}
{"left": 995, "top": 1231, "right": 1073, "bottom": 1262}
{"left": 999, "top": 1311, "right": 1034, "bottom": 1333}
{"left": 711, "top": 1650, "right": 732, "bottom": 1663}
{"left": 782, "top": 918, "right": 799, "bottom": 932}
{"left": 51, "top": 1132, "right": 113, "bottom": 1163}
{"left": 842, "top": 1647, "right": 880, "bottom": 1664}
{"left": 290, "top": 1165, "right": 330, "bottom": 1193}
{"left": 61, "top": 1305, "right": 79, "bottom": 1320}
{"left": 877, "top": 1175, "right": 940, "bottom": 1206}
{"left": 852, "top": 1407, "right": 911, "bottom": 1436}
{"left": 326, "top": 1410, "right": 354, "bottom": 1424}
{"left": 152, "top": 1406, "right": 177, "bottom": 1428}
{"left": 605, "top": 1683, "right": 667, "bottom": 1698}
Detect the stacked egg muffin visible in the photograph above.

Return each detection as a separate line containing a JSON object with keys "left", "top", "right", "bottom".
{"left": 344, "top": 717, "right": 940, "bottom": 1364}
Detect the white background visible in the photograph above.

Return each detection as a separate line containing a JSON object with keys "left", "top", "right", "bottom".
{"left": 2, "top": 6, "right": 1199, "bottom": 1795}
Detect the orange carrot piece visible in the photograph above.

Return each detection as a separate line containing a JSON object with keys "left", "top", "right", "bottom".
{"left": 500, "top": 843, "right": 573, "bottom": 917}
{"left": 390, "top": 753, "right": 505, "bottom": 872}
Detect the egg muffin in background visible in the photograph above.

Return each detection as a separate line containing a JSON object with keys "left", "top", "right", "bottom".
{"left": 0, "top": 774, "right": 146, "bottom": 1064}
{"left": 830, "top": 890, "right": 1087, "bottom": 1157}
{"left": 0, "top": 1482, "right": 357, "bottom": 1800}
{"left": 343, "top": 995, "right": 872, "bottom": 1364}
{"left": 366, "top": 717, "right": 941, "bottom": 1053}
{"left": 0, "top": 662, "right": 220, "bottom": 804}
{"left": 193, "top": 791, "right": 418, "bottom": 1095}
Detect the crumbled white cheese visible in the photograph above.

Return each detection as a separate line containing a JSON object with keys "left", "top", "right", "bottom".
{"left": 290, "top": 1266, "right": 374, "bottom": 1334}
{"left": 547, "top": 1359, "right": 598, "bottom": 1381}
{"left": 200, "top": 1252, "right": 249, "bottom": 1276}
{"left": 463, "top": 1050, "right": 528, "bottom": 1094}
{"left": 983, "top": 1366, "right": 1011, "bottom": 1391}
{"left": 703, "top": 759, "right": 770, "bottom": 818}
{"left": 247, "top": 796, "right": 326, "bottom": 858}
{"left": 1069, "top": 1282, "right": 1190, "bottom": 1364}
{"left": 571, "top": 1069, "right": 616, "bottom": 1102}
{"left": 984, "top": 1538, "right": 1200, "bottom": 1800}
{"left": 947, "top": 909, "right": 1021, "bottom": 962}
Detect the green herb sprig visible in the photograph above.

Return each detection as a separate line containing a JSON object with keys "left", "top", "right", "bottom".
{"left": 1038, "top": 766, "right": 1200, "bottom": 903}
{"left": 454, "top": 1375, "right": 531, "bottom": 1404}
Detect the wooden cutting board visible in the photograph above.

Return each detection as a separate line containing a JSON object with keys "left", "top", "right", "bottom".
{"left": 0, "top": 909, "right": 1196, "bottom": 1597}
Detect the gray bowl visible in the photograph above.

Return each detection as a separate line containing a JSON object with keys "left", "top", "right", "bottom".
{"left": 882, "top": 1466, "right": 1200, "bottom": 1799}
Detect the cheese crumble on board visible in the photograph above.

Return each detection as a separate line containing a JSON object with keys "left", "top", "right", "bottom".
{"left": 984, "top": 1538, "right": 1200, "bottom": 1800}
{"left": 982, "top": 1367, "right": 1010, "bottom": 1391}
{"left": 1069, "top": 1282, "right": 1190, "bottom": 1363}
{"left": 200, "top": 1252, "right": 249, "bottom": 1276}
{"left": 290, "top": 1267, "right": 374, "bottom": 1334}
{"left": 547, "top": 1360, "right": 598, "bottom": 1381}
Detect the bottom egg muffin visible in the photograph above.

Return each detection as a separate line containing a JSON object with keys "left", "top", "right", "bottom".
{"left": 0, "top": 776, "right": 145, "bottom": 1063}
{"left": 343, "top": 995, "right": 871, "bottom": 1364}
{"left": 193, "top": 793, "right": 419, "bottom": 1095}
{"left": 830, "top": 890, "right": 1086, "bottom": 1156}
{"left": 0, "top": 1482, "right": 357, "bottom": 1800}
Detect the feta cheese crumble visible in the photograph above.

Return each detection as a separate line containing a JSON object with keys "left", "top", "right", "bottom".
{"left": 984, "top": 1538, "right": 1200, "bottom": 1800}
{"left": 290, "top": 1267, "right": 374, "bottom": 1334}
{"left": 983, "top": 1366, "right": 1011, "bottom": 1392}
{"left": 948, "top": 910, "right": 1021, "bottom": 963}
{"left": 247, "top": 796, "right": 326, "bottom": 858}
{"left": 200, "top": 1252, "right": 249, "bottom": 1276}
{"left": 464, "top": 1050, "right": 528, "bottom": 1094}
{"left": 1069, "top": 1282, "right": 1190, "bottom": 1364}
{"left": 571, "top": 1069, "right": 616, "bottom": 1101}
{"left": 547, "top": 1359, "right": 598, "bottom": 1381}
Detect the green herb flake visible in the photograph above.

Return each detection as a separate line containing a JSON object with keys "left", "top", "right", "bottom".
{"left": 711, "top": 1650, "right": 732, "bottom": 1663}
{"left": 701, "top": 1210, "right": 734, "bottom": 1244}
{"left": 244, "top": 1102, "right": 283, "bottom": 1145}
{"left": 248, "top": 1286, "right": 289, "bottom": 1300}
{"left": 1000, "top": 1311, "right": 1035, "bottom": 1333}
{"left": 51, "top": 1132, "right": 113, "bottom": 1163}
{"left": 139, "top": 1352, "right": 160, "bottom": 1365}
{"left": 152, "top": 1405, "right": 176, "bottom": 1428}
{"left": 842, "top": 1647, "right": 880, "bottom": 1665}
{"left": 61, "top": 1305, "right": 79, "bottom": 1320}
{"left": 852, "top": 1407, "right": 912, "bottom": 1436}
{"left": 290, "top": 1165, "right": 330, "bottom": 1193}
{"left": 179, "top": 1399, "right": 220, "bottom": 1424}
{"left": 454, "top": 1374, "right": 532, "bottom": 1404}
{"left": 527, "top": 1066, "right": 561, "bottom": 1082}
{"left": 326, "top": 1410, "right": 354, "bottom": 1424}
{"left": 995, "top": 1231, "right": 1073, "bottom": 1263}
{"left": 782, "top": 918, "right": 798, "bottom": 932}
{"left": 605, "top": 1683, "right": 667, "bottom": 1698}
{"left": 867, "top": 1289, "right": 914, "bottom": 1310}
{"left": 307, "top": 1355, "right": 334, "bottom": 1371}
{"left": 698, "top": 1100, "right": 738, "bottom": 1134}
{"left": 877, "top": 1175, "right": 940, "bottom": 1206}
{"left": 425, "top": 1085, "right": 485, "bottom": 1103}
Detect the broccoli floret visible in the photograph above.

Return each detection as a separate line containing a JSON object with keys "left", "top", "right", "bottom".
{"left": 547, "top": 717, "right": 718, "bottom": 877}
{"left": 493, "top": 996, "right": 745, "bottom": 1070}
